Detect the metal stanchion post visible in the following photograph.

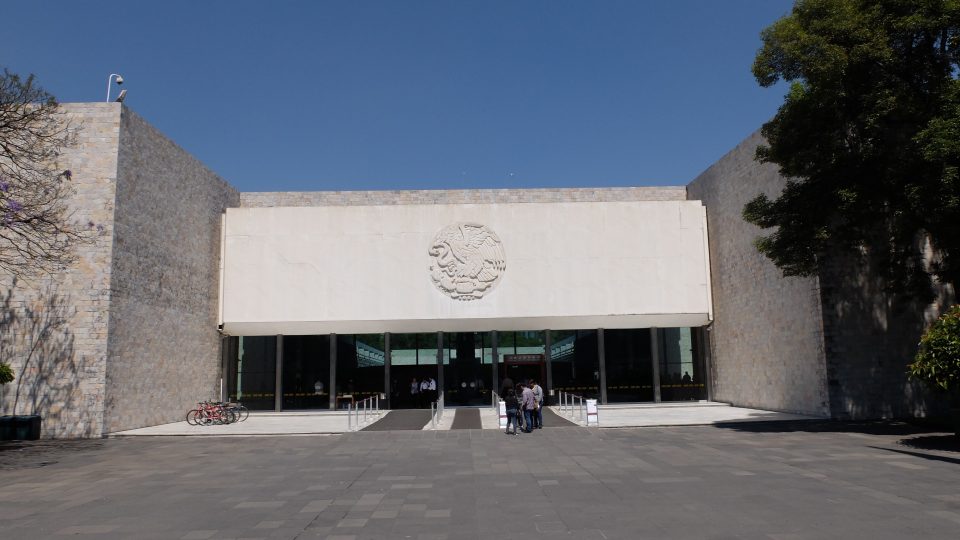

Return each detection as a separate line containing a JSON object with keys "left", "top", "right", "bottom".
{"left": 348, "top": 403, "right": 353, "bottom": 431}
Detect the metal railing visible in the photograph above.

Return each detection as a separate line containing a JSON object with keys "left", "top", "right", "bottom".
{"left": 558, "top": 391, "right": 587, "bottom": 424}
{"left": 430, "top": 394, "right": 445, "bottom": 429}
{"left": 347, "top": 395, "right": 382, "bottom": 431}
{"left": 492, "top": 390, "right": 500, "bottom": 409}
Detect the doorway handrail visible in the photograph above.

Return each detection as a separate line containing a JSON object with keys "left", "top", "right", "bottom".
{"left": 558, "top": 390, "right": 587, "bottom": 425}
{"left": 347, "top": 394, "right": 381, "bottom": 431}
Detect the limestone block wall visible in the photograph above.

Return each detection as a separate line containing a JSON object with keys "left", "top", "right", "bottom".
{"left": 240, "top": 186, "right": 687, "bottom": 207}
{"left": 687, "top": 131, "right": 830, "bottom": 417}
{"left": 0, "top": 103, "right": 121, "bottom": 437}
{"left": 817, "top": 244, "right": 953, "bottom": 419}
{"left": 102, "top": 107, "right": 239, "bottom": 433}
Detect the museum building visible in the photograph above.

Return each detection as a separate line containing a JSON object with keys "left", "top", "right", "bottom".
{"left": 0, "top": 103, "right": 946, "bottom": 438}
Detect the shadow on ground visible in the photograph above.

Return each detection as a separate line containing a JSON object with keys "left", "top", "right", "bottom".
{"left": 713, "top": 418, "right": 948, "bottom": 436}
{"left": 0, "top": 439, "right": 104, "bottom": 470}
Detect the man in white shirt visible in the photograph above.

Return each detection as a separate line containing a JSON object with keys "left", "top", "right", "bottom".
{"left": 420, "top": 377, "right": 432, "bottom": 406}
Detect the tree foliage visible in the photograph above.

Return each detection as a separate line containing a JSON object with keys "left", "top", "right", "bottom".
{"left": 0, "top": 361, "right": 12, "bottom": 385}
{"left": 909, "top": 305, "right": 960, "bottom": 392}
{"left": 746, "top": 0, "right": 960, "bottom": 298}
{"left": 0, "top": 68, "right": 86, "bottom": 277}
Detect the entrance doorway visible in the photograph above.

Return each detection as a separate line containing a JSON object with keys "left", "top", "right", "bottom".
{"left": 443, "top": 332, "right": 493, "bottom": 406}
{"left": 501, "top": 354, "right": 546, "bottom": 392}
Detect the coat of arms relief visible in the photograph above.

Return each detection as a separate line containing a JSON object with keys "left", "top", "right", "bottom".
{"left": 428, "top": 223, "right": 506, "bottom": 301}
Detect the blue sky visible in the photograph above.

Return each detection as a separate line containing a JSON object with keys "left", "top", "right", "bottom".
{"left": 4, "top": 1, "right": 794, "bottom": 192}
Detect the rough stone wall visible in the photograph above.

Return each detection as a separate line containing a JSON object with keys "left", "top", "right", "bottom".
{"left": 102, "top": 107, "right": 239, "bottom": 433}
{"left": 817, "top": 241, "right": 954, "bottom": 419}
{"left": 0, "top": 103, "right": 121, "bottom": 437}
{"left": 687, "top": 131, "right": 830, "bottom": 417}
{"left": 240, "top": 186, "right": 686, "bottom": 207}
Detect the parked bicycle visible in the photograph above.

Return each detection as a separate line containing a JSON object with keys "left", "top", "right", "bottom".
{"left": 185, "top": 401, "right": 249, "bottom": 426}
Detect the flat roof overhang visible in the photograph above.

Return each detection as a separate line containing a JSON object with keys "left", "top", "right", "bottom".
{"left": 221, "top": 313, "right": 710, "bottom": 336}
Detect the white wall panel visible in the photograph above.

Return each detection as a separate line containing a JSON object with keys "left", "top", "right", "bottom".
{"left": 220, "top": 200, "right": 712, "bottom": 335}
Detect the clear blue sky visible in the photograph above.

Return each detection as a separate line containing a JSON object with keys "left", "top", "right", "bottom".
{"left": 4, "top": 1, "right": 793, "bottom": 192}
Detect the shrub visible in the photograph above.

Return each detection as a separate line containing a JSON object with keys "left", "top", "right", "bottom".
{"left": 910, "top": 305, "right": 960, "bottom": 393}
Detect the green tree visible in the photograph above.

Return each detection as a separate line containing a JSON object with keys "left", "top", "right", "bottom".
{"left": 745, "top": 0, "right": 960, "bottom": 299}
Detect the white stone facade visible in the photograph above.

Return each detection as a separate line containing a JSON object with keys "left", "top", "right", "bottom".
{"left": 220, "top": 199, "right": 712, "bottom": 336}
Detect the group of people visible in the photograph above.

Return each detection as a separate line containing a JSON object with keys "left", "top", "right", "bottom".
{"left": 500, "top": 377, "right": 543, "bottom": 435}
{"left": 409, "top": 376, "right": 438, "bottom": 408}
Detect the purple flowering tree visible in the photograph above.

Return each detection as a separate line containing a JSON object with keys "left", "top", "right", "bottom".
{"left": 0, "top": 68, "right": 88, "bottom": 278}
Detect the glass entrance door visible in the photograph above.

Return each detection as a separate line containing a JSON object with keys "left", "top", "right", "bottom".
{"left": 443, "top": 332, "right": 493, "bottom": 406}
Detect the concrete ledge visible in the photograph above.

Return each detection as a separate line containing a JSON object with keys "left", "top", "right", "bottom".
{"left": 585, "top": 403, "right": 822, "bottom": 428}
{"left": 109, "top": 410, "right": 364, "bottom": 436}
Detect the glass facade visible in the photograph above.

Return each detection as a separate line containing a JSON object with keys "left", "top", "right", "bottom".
{"left": 550, "top": 330, "right": 600, "bottom": 400}
{"left": 389, "top": 333, "right": 440, "bottom": 408}
{"left": 658, "top": 328, "right": 707, "bottom": 401}
{"left": 605, "top": 329, "right": 655, "bottom": 402}
{"left": 282, "top": 335, "right": 330, "bottom": 410}
{"left": 335, "top": 334, "right": 385, "bottom": 408}
{"left": 224, "top": 326, "right": 708, "bottom": 410}
{"left": 227, "top": 336, "right": 277, "bottom": 411}
{"left": 496, "top": 331, "right": 546, "bottom": 394}
{"left": 443, "top": 332, "right": 493, "bottom": 406}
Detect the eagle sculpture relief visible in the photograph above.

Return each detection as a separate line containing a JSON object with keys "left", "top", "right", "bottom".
{"left": 428, "top": 223, "right": 506, "bottom": 300}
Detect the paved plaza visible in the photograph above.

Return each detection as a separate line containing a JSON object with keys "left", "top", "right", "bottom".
{"left": 110, "top": 404, "right": 817, "bottom": 436}
{"left": 1, "top": 421, "right": 959, "bottom": 539}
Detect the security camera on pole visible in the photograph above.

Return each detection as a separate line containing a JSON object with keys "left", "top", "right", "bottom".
{"left": 106, "top": 73, "right": 123, "bottom": 102}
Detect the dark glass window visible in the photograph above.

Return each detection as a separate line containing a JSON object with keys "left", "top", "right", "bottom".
{"left": 659, "top": 328, "right": 706, "bottom": 401}
{"left": 605, "top": 329, "right": 654, "bottom": 402}
{"left": 389, "top": 333, "right": 440, "bottom": 409}
{"left": 335, "top": 334, "right": 385, "bottom": 408}
{"left": 443, "top": 332, "right": 492, "bottom": 406}
{"left": 230, "top": 336, "right": 277, "bottom": 410}
{"left": 550, "top": 330, "right": 600, "bottom": 401}
{"left": 497, "top": 331, "right": 546, "bottom": 393}
{"left": 282, "top": 335, "right": 330, "bottom": 410}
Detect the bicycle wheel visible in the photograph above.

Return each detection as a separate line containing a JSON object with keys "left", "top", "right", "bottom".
{"left": 237, "top": 405, "right": 249, "bottom": 422}
{"left": 224, "top": 410, "right": 237, "bottom": 424}
{"left": 186, "top": 409, "right": 200, "bottom": 426}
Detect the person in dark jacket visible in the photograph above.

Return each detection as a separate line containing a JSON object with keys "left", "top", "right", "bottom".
{"left": 503, "top": 388, "right": 519, "bottom": 435}
{"left": 500, "top": 376, "right": 514, "bottom": 396}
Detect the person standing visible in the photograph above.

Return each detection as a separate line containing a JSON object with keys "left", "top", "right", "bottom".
{"left": 500, "top": 376, "right": 514, "bottom": 396}
{"left": 410, "top": 377, "right": 420, "bottom": 408}
{"left": 420, "top": 377, "right": 432, "bottom": 407}
{"left": 503, "top": 388, "right": 519, "bottom": 435}
{"left": 521, "top": 382, "right": 536, "bottom": 433}
{"left": 532, "top": 380, "right": 544, "bottom": 429}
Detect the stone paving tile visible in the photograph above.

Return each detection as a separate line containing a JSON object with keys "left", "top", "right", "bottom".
{"left": 1, "top": 422, "right": 959, "bottom": 538}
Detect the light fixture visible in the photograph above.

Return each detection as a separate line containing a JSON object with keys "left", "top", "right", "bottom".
{"left": 106, "top": 73, "right": 124, "bottom": 102}
{"left": 115, "top": 89, "right": 127, "bottom": 103}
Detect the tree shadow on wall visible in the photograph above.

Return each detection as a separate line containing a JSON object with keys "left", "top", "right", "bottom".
{"left": 817, "top": 241, "right": 956, "bottom": 420}
{"left": 0, "top": 279, "right": 87, "bottom": 437}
